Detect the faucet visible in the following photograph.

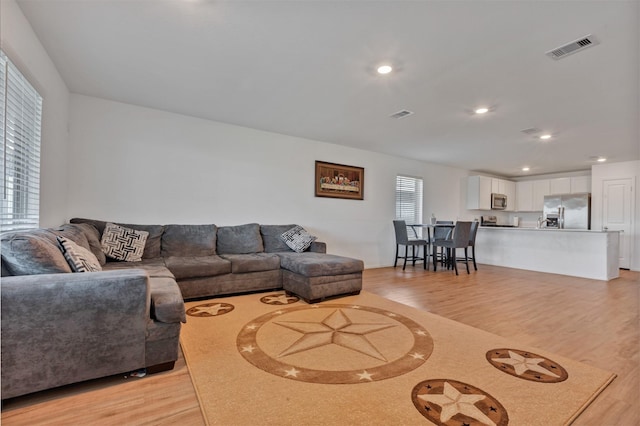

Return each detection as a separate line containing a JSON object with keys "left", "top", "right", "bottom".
{"left": 537, "top": 216, "right": 543, "bottom": 229}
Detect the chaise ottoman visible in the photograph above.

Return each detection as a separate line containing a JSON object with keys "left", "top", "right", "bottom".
{"left": 277, "top": 252, "right": 364, "bottom": 303}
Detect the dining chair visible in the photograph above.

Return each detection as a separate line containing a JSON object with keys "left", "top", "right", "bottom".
{"left": 432, "top": 221, "right": 454, "bottom": 266}
{"left": 393, "top": 220, "right": 428, "bottom": 271}
{"left": 432, "top": 221, "right": 472, "bottom": 275}
{"left": 468, "top": 220, "right": 479, "bottom": 271}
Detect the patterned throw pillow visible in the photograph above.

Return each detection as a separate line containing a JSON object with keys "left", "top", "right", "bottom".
{"left": 101, "top": 222, "right": 148, "bottom": 262}
{"left": 280, "top": 226, "right": 317, "bottom": 253}
{"left": 57, "top": 236, "right": 102, "bottom": 272}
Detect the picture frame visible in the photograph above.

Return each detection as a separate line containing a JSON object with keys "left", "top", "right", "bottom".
{"left": 315, "top": 161, "right": 364, "bottom": 200}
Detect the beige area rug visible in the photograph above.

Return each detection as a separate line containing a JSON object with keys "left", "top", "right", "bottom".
{"left": 180, "top": 291, "right": 615, "bottom": 425}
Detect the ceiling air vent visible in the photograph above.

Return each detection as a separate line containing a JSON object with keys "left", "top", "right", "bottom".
{"left": 390, "top": 110, "right": 414, "bottom": 119}
{"left": 546, "top": 35, "right": 599, "bottom": 60}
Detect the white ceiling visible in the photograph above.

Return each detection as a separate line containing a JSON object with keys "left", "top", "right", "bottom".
{"left": 15, "top": 0, "right": 640, "bottom": 177}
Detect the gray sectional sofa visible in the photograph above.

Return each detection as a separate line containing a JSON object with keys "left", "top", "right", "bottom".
{"left": 0, "top": 219, "right": 363, "bottom": 399}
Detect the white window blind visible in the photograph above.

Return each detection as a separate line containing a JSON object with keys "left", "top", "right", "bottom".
{"left": 1, "top": 50, "right": 43, "bottom": 232}
{"left": 395, "top": 175, "right": 423, "bottom": 225}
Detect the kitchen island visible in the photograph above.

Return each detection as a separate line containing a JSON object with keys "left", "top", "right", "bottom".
{"left": 476, "top": 227, "right": 620, "bottom": 281}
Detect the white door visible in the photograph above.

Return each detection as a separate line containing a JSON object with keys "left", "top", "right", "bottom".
{"left": 602, "top": 179, "right": 633, "bottom": 269}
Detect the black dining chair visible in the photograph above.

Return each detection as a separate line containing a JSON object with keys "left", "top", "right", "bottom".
{"left": 468, "top": 220, "right": 479, "bottom": 271}
{"left": 432, "top": 221, "right": 472, "bottom": 275}
{"left": 432, "top": 221, "right": 454, "bottom": 266}
{"left": 393, "top": 220, "right": 428, "bottom": 271}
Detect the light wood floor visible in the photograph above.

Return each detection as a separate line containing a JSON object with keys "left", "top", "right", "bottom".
{"left": 2, "top": 265, "right": 638, "bottom": 425}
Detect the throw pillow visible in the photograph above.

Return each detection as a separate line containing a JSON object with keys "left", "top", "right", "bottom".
{"left": 280, "top": 225, "right": 317, "bottom": 253}
{"left": 101, "top": 222, "right": 148, "bottom": 262}
{"left": 57, "top": 236, "right": 102, "bottom": 272}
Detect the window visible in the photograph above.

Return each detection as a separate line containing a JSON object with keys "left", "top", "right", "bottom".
{"left": 1, "top": 50, "right": 43, "bottom": 232}
{"left": 395, "top": 175, "right": 423, "bottom": 225}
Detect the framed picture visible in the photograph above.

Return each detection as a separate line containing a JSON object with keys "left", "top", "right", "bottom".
{"left": 315, "top": 161, "right": 364, "bottom": 200}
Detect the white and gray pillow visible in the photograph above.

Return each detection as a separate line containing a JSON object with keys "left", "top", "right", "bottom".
{"left": 101, "top": 223, "right": 148, "bottom": 262}
{"left": 280, "top": 226, "right": 317, "bottom": 253}
{"left": 57, "top": 236, "right": 102, "bottom": 272}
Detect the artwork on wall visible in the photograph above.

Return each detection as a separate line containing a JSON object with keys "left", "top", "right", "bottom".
{"left": 315, "top": 161, "right": 364, "bottom": 200}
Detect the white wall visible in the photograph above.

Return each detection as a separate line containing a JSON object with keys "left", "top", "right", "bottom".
{"left": 0, "top": 0, "right": 70, "bottom": 227}
{"left": 591, "top": 160, "right": 640, "bottom": 271}
{"left": 68, "top": 95, "right": 472, "bottom": 268}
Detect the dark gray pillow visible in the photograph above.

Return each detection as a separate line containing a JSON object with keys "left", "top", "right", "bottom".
{"left": 0, "top": 232, "right": 72, "bottom": 275}
{"left": 68, "top": 222, "right": 106, "bottom": 265}
{"left": 216, "top": 223, "right": 263, "bottom": 254}
{"left": 260, "top": 225, "right": 297, "bottom": 252}
{"left": 162, "top": 224, "right": 217, "bottom": 257}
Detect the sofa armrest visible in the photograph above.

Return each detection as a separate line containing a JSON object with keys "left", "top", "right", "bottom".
{"left": 309, "top": 241, "right": 326, "bottom": 253}
{"left": 1, "top": 270, "right": 150, "bottom": 399}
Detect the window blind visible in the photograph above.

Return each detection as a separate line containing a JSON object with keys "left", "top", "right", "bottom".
{"left": 1, "top": 50, "right": 43, "bottom": 232}
{"left": 395, "top": 175, "right": 423, "bottom": 225}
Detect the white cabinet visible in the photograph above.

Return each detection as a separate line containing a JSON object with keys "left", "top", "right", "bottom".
{"left": 516, "top": 181, "right": 534, "bottom": 211}
{"left": 504, "top": 180, "right": 516, "bottom": 211}
{"left": 570, "top": 176, "right": 590, "bottom": 193}
{"left": 468, "top": 176, "right": 515, "bottom": 211}
{"left": 532, "top": 180, "right": 550, "bottom": 211}
{"left": 550, "top": 178, "right": 571, "bottom": 194}
{"left": 467, "top": 176, "right": 492, "bottom": 210}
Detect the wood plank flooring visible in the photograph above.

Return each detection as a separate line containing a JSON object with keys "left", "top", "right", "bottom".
{"left": 2, "top": 265, "right": 638, "bottom": 425}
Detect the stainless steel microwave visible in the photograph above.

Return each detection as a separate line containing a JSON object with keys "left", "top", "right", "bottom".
{"left": 491, "top": 193, "right": 507, "bottom": 210}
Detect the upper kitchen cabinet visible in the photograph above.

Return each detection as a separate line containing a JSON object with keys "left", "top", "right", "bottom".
{"left": 570, "top": 176, "right": 591, "bottom": 193}
{"left": 549, "top": 178, "right": 571, "bottom": 194}
{"left": 532, "top": 179, "right": 550, "bottom": 211}
{"left": 516, "top": 181, "right": 534, "bottom": 211}
{"left": 468, "top": 176, "right": 515, "bottom": 211}
{"left": 467, "top": 176, "right": 492, "bottom": 210}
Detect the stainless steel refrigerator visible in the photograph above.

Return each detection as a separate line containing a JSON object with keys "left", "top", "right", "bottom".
{"left": 543, "top": 193, "right": 591, "bottom": 229}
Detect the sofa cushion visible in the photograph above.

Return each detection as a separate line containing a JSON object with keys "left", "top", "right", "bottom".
{"left": 162, "top": 224, "right": 216, "bottom": 257}
{"left": 164, "top": 256, "right": 231, "bottom": 280}
{"left": 66, "top": 222, "right": 106, "bottom": 265}
{"left": 219, "top": 253, "right": 281, "bottom": 274}
{"left": 101, "top": 223, "right": 149, "bottom": 262}
{"left": 260, "top": 224, "right": 297, "bottom": 253}
{"left": 69, "top": 218, "right": 163, "bottom": 259}
{"left": 0, "top": 231, "right": 72, "bottom": 275}
{"left": 148, "top": 277, "right": 187, "bottom": 323}
{"left": 277, "top": 252, "right": 364, "bottom": 277}
{"left": 57, "top": 236, "right": 102, "bottom": 272}
{"left": 216, "top": 223, "right": 263, "bottom": 254}
{"left": 101, "top": 259, "right": 175, "bottom": 279}
{"left": 280, "top": 225, "right": 317, "bottom": 253}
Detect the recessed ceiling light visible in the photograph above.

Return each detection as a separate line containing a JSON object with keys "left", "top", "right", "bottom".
{"left": 377, "top": 65, "right": 392, "bottom": 75}
{"left": 474, "top": 107, "right": 489, "bottom": 114}
{"left": 597, "top": 157, "right": 607, "bottom": 162}
{"left": 522, "top": 167, "right": 530, "bottom": 172}
{"left": 539, "top": 134, "right": 552, "bottom": 140}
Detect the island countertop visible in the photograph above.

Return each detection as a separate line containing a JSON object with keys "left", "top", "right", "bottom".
{"left": 475, "top": 227, "right": 619, "bottom": 280}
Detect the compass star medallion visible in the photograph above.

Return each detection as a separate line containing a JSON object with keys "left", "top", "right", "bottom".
{"left": 237, "top": 304, "right": 434, "bottom": 384}
{"left": 486, "top": 348, "right": 568, "bottom": 383}
{"left": 186, "top": 302, "right": 234, "bottom": 317}
{"left": 412, "top": 379, "right": 509, "bottom": 426}
{"left": 260, "top": 293, "right": 299, "bottom": 305}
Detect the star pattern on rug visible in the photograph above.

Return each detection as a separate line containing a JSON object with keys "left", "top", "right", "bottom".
{"left": 237, "top": 303, "right": 433, "bottom": 384}
{"left": 241, "top": 345, "right": 256, "bottom": 353}
{"left": 284, "top": 367, "right": 300, "bottom": 377}
{"left": 274, "top": 309, "right": 397, "bottom": 361}
{"left": 357, "top": 370, "right": 374, "bottom": 381}
{"left": 261, "top": 294, "right": 299, "bottom": 305}
{"left": 486, "top": 348, "right": 568, "bottom": 383}
{"left": 492, "top": 350, "right": 560, "bottom": 378}
{"left": 418, "top": 382, "right": 496, "bottom": 426}
{"left": 186, "top": 303, "right": 234, "bottom": 317}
